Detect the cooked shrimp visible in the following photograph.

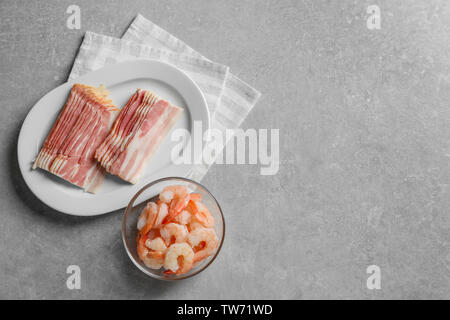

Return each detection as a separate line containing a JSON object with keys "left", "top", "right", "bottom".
{"left": 144, "top": 247, "right": 166, "bottom": 270}
{"left": 167, "top": 195, "right": 190, "bottom": 221}
{"left": 164, "top": 243, "right": 194, "bottom": 274}
{"left": 145, "top": 237, "right": 167, "bottom": 252}
{"left": 137, "top": 233, "right": 149, "bottom": 262}
{"left": 139, "top": 202, "right": 158, "bottom": 235}
{"left": 188, "top": 227, "right": 219, "bottom": 263}
{"left": 143, "top": 256, "right": 164, "bottom": 270}
{"left": 137, "top": 185, "right": 219, "bottom": 274}
{"left": 161, "top": 186, "right": 191, "bottom": 224}
{"left": 159, "top": 185, "right": 188, "bottom": 203}
{"left": 187, "top": 221, "right": 204, "bottom": 232}
{"left": 173, "top": 210, "right": 191, "bottom": 225}
{"left": 147, "top": 227, "right": 161, "bottom": 240}
{"left": 143, "top": 249, "right": 165, "bottom": 270}
{"left": 190, "top": 193, "right": 202, "bottom": 201}
{"left": 137, "top": 234, "right": 166, "bottom": 270}
{"left": 187, "top": 200, "right": 215, "bottom": 228}
{"left": 137, "top": 209, "right": 147, "bottom": 231}
{"left": 147, "top": 250, "right": 165, "bottom": 260}
{"left": 160, "top": 223, "right": 188, "bottom": 245}
{"left": 154, "top": 202, "right": 168, "bottom": 227}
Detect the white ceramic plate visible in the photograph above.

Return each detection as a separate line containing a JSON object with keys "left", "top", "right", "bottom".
{"left": 18, "top": 60, "right": 209, "bottom": 216}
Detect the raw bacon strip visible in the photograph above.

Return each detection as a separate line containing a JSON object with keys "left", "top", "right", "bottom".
{"left": 95, "top": 89, "right": 183, "bottom": 184}
{"left": 33, "top": 84, "right": 119, "bottom": 193}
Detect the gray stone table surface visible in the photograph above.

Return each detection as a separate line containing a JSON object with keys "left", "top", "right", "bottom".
{"left": 1, "top": 0, "right": 450, "bottom": 299}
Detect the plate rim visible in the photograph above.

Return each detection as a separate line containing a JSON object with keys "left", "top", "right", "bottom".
{"left": 17, "top": 60, "right": 209, "bottom": 216}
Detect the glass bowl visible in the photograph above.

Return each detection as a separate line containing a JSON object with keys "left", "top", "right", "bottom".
{"left": 122, "top": 177, "right": 225, "bottom": 281}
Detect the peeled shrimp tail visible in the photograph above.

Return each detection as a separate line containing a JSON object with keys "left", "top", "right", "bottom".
{"left": 139, "top": 202, "right": 158, "bottom": 235}
{"left": 164, "top": 243, "right": 194, "bottom": 274}
{"left": 188, "top": 227, "right": 219, "bottom": 264}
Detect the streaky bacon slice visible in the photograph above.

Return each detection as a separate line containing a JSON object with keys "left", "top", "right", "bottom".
{"left": 33, "top": 84, "right": 119, "bottom": 193}
{"left": 95, "top": 89, "right": 183, "bottom": 184}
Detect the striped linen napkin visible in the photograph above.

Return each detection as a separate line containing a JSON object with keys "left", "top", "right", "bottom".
{"left": 69, "top": 31, "right": 229, "bottom": 120}
{"left": 68, "top": 15, "right": 261, "bottom": 181}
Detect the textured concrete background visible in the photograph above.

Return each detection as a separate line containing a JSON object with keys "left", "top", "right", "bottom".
{"left": 1, "top": 0, "right": 450, "bottom": 299}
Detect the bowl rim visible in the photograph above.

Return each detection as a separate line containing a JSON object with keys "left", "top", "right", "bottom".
{"left": 121, "top": 176, "right": 225, "bottom": 281}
